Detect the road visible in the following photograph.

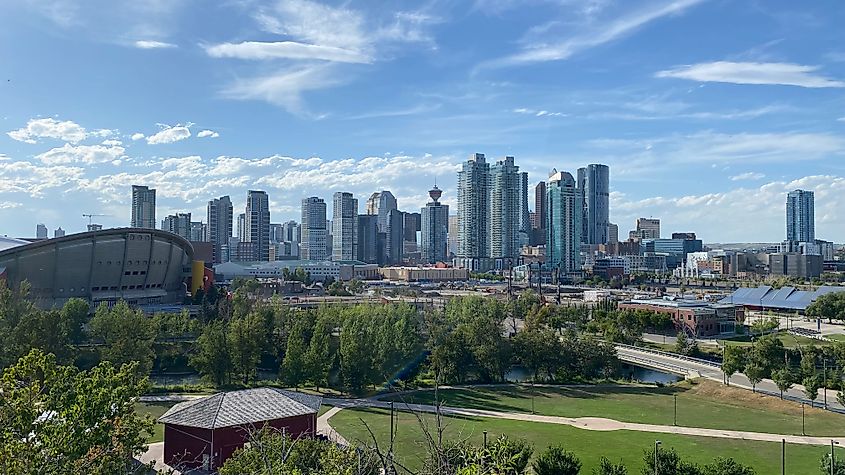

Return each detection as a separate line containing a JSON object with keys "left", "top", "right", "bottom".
{"left": 615, "top": 345, "right": 844, "bottom": 411}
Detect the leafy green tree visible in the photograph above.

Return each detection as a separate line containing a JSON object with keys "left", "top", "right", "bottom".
{"left": 702, "top": 458, "right": 755, "bottom": 475}
{"left": 533, "top": 444, "right": 581, "bottom": 475}
{"left": 641, "top": 446, "right": 701, "bottom": 475}
{"left": 772, "top": 368, "right": 794, "bottom": 399}
{"left": 190, "top": 319, "right": 232, "bottom": 387}
{"left": 593, "top": 457, "right": 628, "bottom": 475}
{"left": 744, "top": 362, "right": 765, "bottom": 393}
{"left": 803, "top": 375, "right": 821, "bottom": 407}
{"left": 60, "top": 298, "right": 90, "bottom": 345}
{"left": 306, "top": 315, "right": 332, "bottom": 390}
{"left": 0, "top": 349, "right": 153, "bottom": 474}
{"left": 0, "top": 282, "right": 40, "bottom": 367}
{"left": 819, "top": 453, "right": 845, "bottom": 475}
{"left": 807, "top": 292, "right": 845, "bottom": 323}
{"left": 339, "top": 312, "right": 374, "bottom": 392}
{"left": 90, "top": 300, "right": 156, "bottom": 375}
{"left": 228, "top": 314, "right": 263, "bottom": 384}
{"left": 281, "top": 316, "right": 309, "bottom": 388}
{"left": 721, "top": 346, "right": 745, "bottom": 386}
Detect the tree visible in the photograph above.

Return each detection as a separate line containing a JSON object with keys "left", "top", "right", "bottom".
{"left": 60, "top": 298, "right": 90, "bottom": 345}
{"left": 305, "top": 315, "right": 332, "bottom": 390}
{"left": 803, "top": 375, "right": 821, "bottom": 407}
{"left": 772, "top": 368, "right": 794, "bottom": 399}
{"left": 90, "top": 300, "right": 156, "bottom": 375}
{"left": 228, "top": 314, "right": 263, "bottom": 384}
{"left": 721, "top": 346, "right": 745, "bottom": 386}
{"left": 190, "top": 319, "right": 232, "bottom": 387}
{"left": 702, "top": 458, "right": 755, "bottom": 475}
{"left": 0, "top": 349, "right": 153, "bottom": 474}
{"left": 744, "top": 362, "right": 765, "bottom": 393}
{"left": 641, "top": 446, "right": 701, "bottom": 475}
{"left": 533, "top": 444, "right": 581, "bottom": 475}
{"left": 594, "top": 457, "right": 628, "bottom": 475}
{"left": 281, "top": 316, "right": 309, "bottom": 388}
{"left": 339, "top": 312, "right": 374, "bottom": 392}
{"left": 806, "top": 292, "right": 845, "bottom": 323}
{"left": 819, "top": 453, "right": 845, "bottom": 475}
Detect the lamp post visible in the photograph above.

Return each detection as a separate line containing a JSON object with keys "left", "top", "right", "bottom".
{"left": 781, "top": 438, "right": 785, "bottom": 475}
{"left": 673, "top": 394, "right": 677, "bottom": 426}
{"left": 831, "top": 440, "right": 837, "bottom": 475}
{"left": 654, "top": 440, "right": 662, "bottom": 475}
{"left": 483, "top": 430, "right": 488, "bottom": 448}
{"left": 802, "top": 403, "right": 805, "bottom": 436}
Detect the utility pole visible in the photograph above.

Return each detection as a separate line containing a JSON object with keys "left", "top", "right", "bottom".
{"left": 824, "top": 358, "right": 828, "bottom": 409}
{"left": 654, "top": 440, "right": 661, "bottom": 475}
{"left": 781, "top": 439, "right": 785, "bottom": 475}
{"left": 673, "top": 394, "right": 677, "bottom": 426}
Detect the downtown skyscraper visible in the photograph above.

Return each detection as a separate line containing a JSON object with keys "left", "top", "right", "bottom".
{"left": 301, "top": 197, "right": 327, "bottom": 260}
{"left": 162, "top": 212, "right": 191, "bottom": 240}
{"left": 332, "top": 192, "right": 357, "bottom": 261}
{"left": 130, "top": 185, "right": 156, "bottom": 229}
{"left": 365, "top": 191, "right": 398, "bottom": 233}
{"left": 547, "top": 170, "right": 582, "bottom": 273}
{"left": 207, "top": 195, "right": 233, "bottom": 264}
{"left": 577, "top": 164, "right": 610, "bottom": 245}
{"left": 489, "top": 156, "right": 524, "bottom": 261}
{"left": 245, "top": 190, "right": 270, "bottom": 261}
{"left": 421, "top": 185, "right": 449, "bottom": 264}
{"left": 457, "top": 153, "right": 490, "bottom": 264}
{"left": 786, "top": 189, "right": 815, "bottom": 243}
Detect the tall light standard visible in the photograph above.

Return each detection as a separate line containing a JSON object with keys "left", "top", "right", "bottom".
{"left": 831, "top": 440, "right": 839, "bottom": 475}
{"left": 654, "top": 440, "right": 662, "bottom": 475}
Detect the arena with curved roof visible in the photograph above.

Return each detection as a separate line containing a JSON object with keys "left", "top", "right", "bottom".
{"left": 0, "top": 228, "right": 195, "bottom": 309}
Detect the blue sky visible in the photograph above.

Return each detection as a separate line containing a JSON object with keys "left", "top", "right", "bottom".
{"left": 1, "top": 0, "right": 843, "bottom": 243}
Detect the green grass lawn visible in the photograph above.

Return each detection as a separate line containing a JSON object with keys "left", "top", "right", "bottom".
{"left": 135, "top": 402, "right": 177, "bottom": 443}
{"left": 382, "top": 379, "right": 845, "bottom": 437}
{"left": 330, "top": 407, "right": 838, "bottom": 474}
{"left": 827, "top": 334, "right": 845, "bottom": 342}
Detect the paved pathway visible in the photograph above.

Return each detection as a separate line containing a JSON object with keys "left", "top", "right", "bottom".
{"left": 615, "top": 345, "right": 845, "bottom": 412}
{"left": 317, "top": 406, "right": 350, "bottom": 445}
{"left": 323, "top": 398, "right": 845, "bottom": 447}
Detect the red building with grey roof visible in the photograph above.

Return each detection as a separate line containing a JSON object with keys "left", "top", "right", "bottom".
{"left": 158, "top": 387, "right": 322, "bottom": 471}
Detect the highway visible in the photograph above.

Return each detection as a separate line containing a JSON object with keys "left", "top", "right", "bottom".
{"left": 615, "top": 344, "right": 845, "bottom": 412}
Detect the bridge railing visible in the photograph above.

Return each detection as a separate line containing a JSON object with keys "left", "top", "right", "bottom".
{"left": 616, "top": 353, "right": 697, "bottom": 377}
{"left": 614, "top": 343, "right": 721, "bottom": 368}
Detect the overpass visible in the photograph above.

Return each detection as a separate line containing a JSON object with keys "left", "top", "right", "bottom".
{"left": 615, "top": 343, "right": 845, "bottom": 413}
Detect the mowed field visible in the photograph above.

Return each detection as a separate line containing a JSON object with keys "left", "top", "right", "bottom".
{"left": 381, "top": 379, "right": 845, "bottom": 437}
{"left": 329, "top": 407, "right": 838, "bottom": 474}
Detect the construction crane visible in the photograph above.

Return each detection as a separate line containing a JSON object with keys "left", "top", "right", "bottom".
{"left": 82, "top": 213, "right": 108, "bottom": 226}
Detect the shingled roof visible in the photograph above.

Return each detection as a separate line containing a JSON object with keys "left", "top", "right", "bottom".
{"left": 158, "top": 388, "right": 322, "bottom": 429}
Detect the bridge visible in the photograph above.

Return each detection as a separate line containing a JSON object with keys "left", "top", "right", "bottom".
{"left": 615, "top": 343, "right": 845, "bottom": 413}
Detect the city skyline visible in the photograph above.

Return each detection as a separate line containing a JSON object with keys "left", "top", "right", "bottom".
{"left": 1, "top": 1, "right": 844, "bottom": 242}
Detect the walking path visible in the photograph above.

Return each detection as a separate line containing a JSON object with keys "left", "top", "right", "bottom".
{"left": 322, "top": 398, "right": 845, "bottom": 447}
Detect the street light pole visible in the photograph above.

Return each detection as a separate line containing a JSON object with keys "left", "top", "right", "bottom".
{"left": 483, "top": 430, "right": 488, "bottom": 448}
{"left": 831, "top": 440, "right": 835, "bottom": 475}
{"left": 673, "top": 394, "right": 677, "bottom": 426}
{"left": 802, "top": 403, "right": 806, "bottom": 436}
{"left": 654, "top": 440, "right": 662, "bottom": 475}
{"left": 781, "top": 438, "right": 785, "bottom": 475}
{"left": 824, "top": 358, "right": 828, "bottom": 409}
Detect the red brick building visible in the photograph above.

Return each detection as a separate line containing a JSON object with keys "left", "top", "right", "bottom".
{"left": 618, "top": 298, "right": 741, "bottom": 337}
{"left": 158, "top": 388, "right": 322, "bottom": 471}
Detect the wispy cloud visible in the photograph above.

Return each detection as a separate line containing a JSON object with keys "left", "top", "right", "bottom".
{"left": 513, "top": 108, "right": 567, "bottom": 117}
{"left": 730, "top": 172, "right": 765, "bottom": 181}
{"left": 204, "top": 41, "right": 371, "bottom": 63}
{"left": 134, "top": 40, "right": 176, "bottom": 49}
{"left": 219, "top": 64, "right": 343, "bottom": 117}
{"left": 656, "top": 61, "right": 845, "bottom": 88}
{"left": 346, "top": 103, "right": 441, "bottom": 120}
{"left": 478, "top": 0, "right": 705, "bottom": 70}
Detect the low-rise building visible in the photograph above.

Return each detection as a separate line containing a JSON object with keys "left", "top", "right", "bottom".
{"left": 379, "top": 266, "right": 469, "bottom": 282}
{"left": 214, "top": 260, "right": 379, "bottom": 282}
{"left": 618, "top": 297, "right": 741, "bottom": 337}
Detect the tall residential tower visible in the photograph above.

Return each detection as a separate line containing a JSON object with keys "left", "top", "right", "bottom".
{"left": 786, "top": 189, "right": 815, "bottom": 243}
{"left": 245, "top": 190, "right": 270, "bottom": 261}
{"left": 207, "top": 196, "right": 233, "bottom": 264}
{"left": 301, "top": 197, "right": 327, "bottom": 260}
{"left": 421, "top": 185, "right": 449, "bottom": 264}
{"left": 546, "top": 170, "right": 581, "bottom": 274}
{"left": 131, "top": 185, "right": 156, "bottom": 229}
{"left": 577, "top": 164, "right": 610, "bottom": 245}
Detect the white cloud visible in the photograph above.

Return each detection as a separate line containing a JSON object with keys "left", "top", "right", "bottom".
{"left": 513, "top": 108, "right": 567, "bottom": 117}
{"left": 197, "top": 129, "right": 220, "bottom": 138}
{"left": 611, "top": 175, "right": 845, "bottom": 242}
{"left": 220, "top": 64, "right": 343, "bottom": 116}
{"left": 146, "top": 123, "right": 192, "bottom": 144}
{"left": 656, "top": 61, "right": 845, "bottom": 88}
{"left": 0, "top": 201, "right": 23, "bottom": 209}
{"left": 479, "top": 0, "right": 705, "bottom": 69}
{"left": 7, "top": 117, "right": 107, "bottom": 144}
{"left": 204, "top": 41, "right": 371, "bottom": 64}
{"left": 729, "top": 172, "right": 765, "bottom": 181}
{"left": 838, "top": 117, "right": 845, "bottom": 122}
{"left": 131, "top": 132, "right": 145, "bottom": 141}
{"left": 134, "top": 40, "right": 176, "bottom": 49}
{"left": 0, "top": 159, "right": 84, "bottom": 197}
{"left": 101, "top": 139, "right": 123, "bottom": 146}
{"left": 35, "top": 143, "right": 126, "bottom": 165}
